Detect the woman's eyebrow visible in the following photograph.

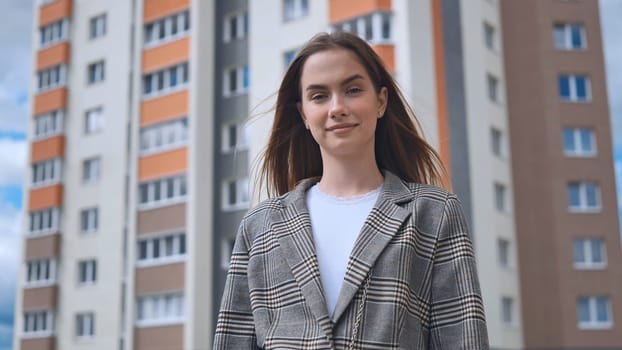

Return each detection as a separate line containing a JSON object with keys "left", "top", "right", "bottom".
{"left": 304, "top": 74, "right": 364, "bottom": 91}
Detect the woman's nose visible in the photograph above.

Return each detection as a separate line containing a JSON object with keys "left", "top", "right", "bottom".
{"left": 329, "top": 95, "right": 348, "bottom": 118}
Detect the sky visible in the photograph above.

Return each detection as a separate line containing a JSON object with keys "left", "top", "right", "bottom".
{"left": 0, "top": 1, "right": 621, "bottom": 350}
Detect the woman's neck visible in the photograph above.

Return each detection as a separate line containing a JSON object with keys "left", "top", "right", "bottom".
{"left": 317, "top": 154, "right": 384, "bottom": 198}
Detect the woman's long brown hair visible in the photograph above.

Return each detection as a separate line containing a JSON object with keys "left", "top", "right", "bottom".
{"left": 260, "top": 31, "right": 446, "bottom": 196}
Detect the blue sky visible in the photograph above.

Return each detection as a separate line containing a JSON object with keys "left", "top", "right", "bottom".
{"left": 0, "top": 1, "right": 621, "bottom": 350}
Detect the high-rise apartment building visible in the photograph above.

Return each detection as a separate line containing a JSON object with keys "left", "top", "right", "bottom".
{"left": 501, "top": 0, "right": 622, "bottom": 348}
{"left": 13, "top": 0, "right": 620, "bottom": 349}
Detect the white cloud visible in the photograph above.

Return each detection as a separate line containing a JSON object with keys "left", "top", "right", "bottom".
{"left": 0, "top": 139, "right": 26, "bottom": 187}
{"left": 0, "top": 201, "right": 22, "bottom": 331}
{"left": 601, "top": 0, "right": 622, "bottom": 148}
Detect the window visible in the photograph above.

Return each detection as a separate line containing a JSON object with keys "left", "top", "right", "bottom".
{"left": 84, "top": 107, "right": 104, "bottom": 134}
{"left": 563, "top": 127, "right": 596, "bottom": 156}
{"left": 567, "top": 182, "right": 601, "bottom": 212}
{"left": 554, "top": 23, "right": 586, "bottom": 50}
{"left": 223, "top": 66, "right": 249, "bottom": 96}
{"left": 82, "top": 157, "right": 101, "bottom": 184}
{"left": 87, "top": 61, "right": 105, "bottom": 84}
{"left": 224, "top": 12, "right": 248, "bottom": 42}
{"left": 494, "top": 183, "right": 506, "bottom": 212}
{"left": 28, "top": 208, "right": 60, "bottom": 236}
{"left": 40, "top": 0, "right": 56, "bottom": 4}
{"left": 26, "top": 258, "right": 56, "bottom": 286}
{"left": 138, "top": 174, "right": 187, "bottom": 208}
{"left": 140, "top": 118, "right": 188, "bottom": 154}
{"left": 222, "top": 178, "right": 249, "bottom": 211}
{"left": 574, "top": 238, "right": 606, "bottom": 269}
{"left": 32, "top": 158, "right": 62, "bottom": 187}
{"left": 577, "top": 296, "right": 612, "bottom": 329}
{"left": 143, "top": 62, "right": 189, "bottom": 97}
{"left": 136, "top": 293, "right": 184, "bottom": 326}
{"left": 23, "top": 310, "right": 53, "bottom": 335}
{"left": 558, "top": 74, "right": 591, "bottom": 102}
{"left": 78, "top": 260, "right": 97, "bottom": 284}
{"left": 487, "top": 73, "right": 499, "bottom": 102}
{"left": 137, "top": 233, "right": 186, "bottom": 265}
{"left": 283, "top": 0, "right": 309, "bottom": 21}
{"left": 333, "top": 12, "right": 392, "bottom": 43}
{"left": 484, "top": 22, "right": 495, "bottom": 50}
{"left": 144, "top": 10, "right": 190, "bottom": 46}
{"left": 491, "top": 127, "right": 503, "bottom": 157}
{"left": 76, "top": 313, "right": 95, "bottom": 339}
{"left": 221, "top": 237, "right": 236, "bottom": 269}
{"left": 501, "top": 297, "right": 514, "bottom": 326}
{"left": 34, "top": 110, "right": 64, "bottom": 139}
{"left": 221, "top": 122, "right": 248, "bottom": 152}
{"left": 80, "top": 208, "right": 98, "bottom": 233}
{"left": 37, "top": 65, "right": 66, "bottom": 91}
{"left": 498, "top": 238, "right": 510, "bottom": 268}
{"left": 40, "top": 19, "right": 68, "bottom": 47}
{"left": 89, "top": 14, "right": 106, "bottom": 39}
{"left": 284, "top": 49, "right": 297, "bottom": 68}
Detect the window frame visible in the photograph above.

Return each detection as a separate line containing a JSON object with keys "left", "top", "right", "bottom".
{"left": 37, "top": 64, "right": 66, "bottom": 92}
{"left": 567, "top": 181, "right": 602, "bottom": 213}
{"left": 82, "top": 157, "right": 101, "bottom": 184}
{"left": 80, "top": 207, "right": 99, "bottom": 234}
{"left": 558, "top": 74, "right": 591, "bottom": 102}
{"left": 139, "top": 118, "right": 188, "bottom": 155}
{"left": 138, "top": 174, "right": 188, "bottom": 210}
{"left": 573, "top": 238, "right": 607, "bottom": 269}
{"left": 87, "top": 60, "right": 105, "bottom": 85}
{"left": 89, "top": 13, "right": 107, "bottom": 40}
{"left": 221, "top": 178, "right": 250, "bottom": 211}
{"left": 25, "top": 258, "right": 57, "bottom": 287}
{"left": 144, "top": 10, "right": 190, "bottom": 47}
{"left": 142, "top": 63, "right": 189, "bottom": 99}
{"left": 553, "top": 23, "right": 587, "bottom": 50}
{"left": 136, "top": 232, "right": 186, "bottom": 267}
{"left": 563, "top": 127, "right": 596, "bottom": 157}
{"left": 28, "top": 207, "right": 61, "bottom": 236}
{"left": 31, "top": 158, "right": 62, "bottom": 188}
{"left": 136, "top": 293, "right": 184, "bottom": 327}
{"left": 577, "top": 296, "right": 613, "bottom": 329}
{"left": 22, "top": 310, "right": 54, "bottom": 337}
{"left": 75, "top": 312, "right": 95, "bottom": 339}
{"left": 40, "top": 19, "right": 69, "bottom": 48}
{"left": 33, "top": 110, "right": 64, "bottom": 140}
{"left": 78, "top": 259, "right": 97, "bottom": 285}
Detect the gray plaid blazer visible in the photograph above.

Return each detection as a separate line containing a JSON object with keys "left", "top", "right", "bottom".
{"left": 214, "top": 171, "right": 489, "bottom": 349}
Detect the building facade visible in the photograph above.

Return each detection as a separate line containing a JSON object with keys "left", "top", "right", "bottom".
{"left": 12, "top": 0, "right": 620, "bottom": 349}
{"left": 501, "top": 0, "right": 622, "bottom": 348}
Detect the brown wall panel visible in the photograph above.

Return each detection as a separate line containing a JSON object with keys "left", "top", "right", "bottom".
{"left": 371, "top": 44, "right": 395, "bottom": 73}
{"left": 329, "top": 0, "right": 391, "bottom": 23}
{"left": 21, "top": 337, "right": 55, "bottom": 350}
{"left": 37, "top": 42, "right": 70, "bottom": 70}
{"left": 39, "top": 0, "right": 71, "bottom": 27}
{"left": 140, "top": 90, "right": 188, "bottom": 126}
{"left": 138, "top": 148, "right": 187, "bottom": 182}
{"left": 135, "top": 263, "right": 185, "bottom": 295}
{"left": 137, "top": 203, "right": 186, "bottom": 235}
{"left": 25, "top": 234, "right": 60, "bottom": 260}
{"left": 135, "top": 324, "right": 183, "bottom": 350}
{"left": 28, "top": 185, "right": 63, "bottom": 211}
{"left": 142, "top": 37, "right": 189, "bottom": 73}
{"left": 144, "top": 0, "right": 189, "bottom": 23}
{"left": 31, "top": 136, "right": 64, "bottom": 163}
{"left": 22, "top": 286, "right": 57, "bottom": 310}
{"left": 33, "top": 88, "right": 67, "bottom": 116}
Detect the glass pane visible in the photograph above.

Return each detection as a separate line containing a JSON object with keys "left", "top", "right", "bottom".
{"left": 165, "top": 236, "right": 174, "bottom": 256}
{"left": 580, "top": 129, "right": 592, "bottom": 152}
{"left": 140, "top": 184, "right": 149, "bottom": 204}
{"left": 154, "top": 181, "right": 161, "bottom": 201}
{"left": 573, "top": 240, "right": 585, "bottom": 263}
{"left": 158, "top": 20, "right": 165, "bottom": 39}
{"left": 591, "top": 239, "right": 603, "bottom": 263}
{"left": 153, "top": 239, "right": 160, "bottom": 258}
{"left": 567, "top": 184, "right": 580, "bottom": 207}
{"left": 558, "top": 76, "right": 570, "bottom": 99}
{"left": 144, "top": 75, "right": 152, "bottom": 94}
{"left": 596, "top": 297, "right": 609, "bottom": 322}
{"left": 585, "top": 183, "right": 598, "bottom": 207}
{"left": 171, "top": 16, "right": 178, "bottom": 35}
{"left": 169, "top": 67, "right": 178, "bottom": 87}
{"left": 382, "top": 13, "right": 391, "bottom": 40}
{"left": 577, "top": 297, "right": 590, "bottom": 322}
{"left": 243, "top": 66, "right": 249, "bottom": 89}
{"left": 228, "top": 182, "right": 237, "bottom": 205}
{"left": 228, "top": 125, "right": 237, "bottom": 148}
{"left": 229, "top": 70, "right": 237, "bottom": 92}
{"left": 563, "top": 129, "right": 575, "bottom": 152}
{"left": 365, "top": 16, "right": 373, "bottom": 40}
{"left": 139, "top": 241, "right": 148, "bottom": 260}
{"left": 179, "top": 176, "right": 187, "bottom": 196}
{"left": 576, "top": 76, "right": 587, "bottom": 99}
{"left": 571, "top": 25, "right": 583, "bottom": 48}
{"left": 179, "top": 234, "right": 186, "bottom": 254}
{"left": 230, "top": 16, "right": 237, "bottom": 39}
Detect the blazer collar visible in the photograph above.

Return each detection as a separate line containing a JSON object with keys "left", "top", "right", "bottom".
{"left": 273, "top": 171, "right": 413, "bottom": 338}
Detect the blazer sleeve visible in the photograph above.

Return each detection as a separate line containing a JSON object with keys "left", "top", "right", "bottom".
{"left": 428, "top": 195, "right": 490, "bottom": 350}
{"left": 213, "top": 219, "right": 261, "bottom": 350}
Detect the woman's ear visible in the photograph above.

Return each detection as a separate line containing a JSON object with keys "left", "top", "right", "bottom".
{"left": 297, "top": 102, "right": 309, "bottom": 129}
{"left": 378, "top": 86, "right": 388, "bottom": 118}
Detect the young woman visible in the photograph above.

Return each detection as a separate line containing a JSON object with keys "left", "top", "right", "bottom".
{"left": 214, "top": 32, "right": 489, "bottom": 349}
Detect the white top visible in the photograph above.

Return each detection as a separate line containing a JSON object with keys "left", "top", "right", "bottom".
{"left": 305, "top": 183, "right": 381, "bottom": 315}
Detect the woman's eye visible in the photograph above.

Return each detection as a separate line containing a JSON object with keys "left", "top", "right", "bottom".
{"left": 310, "top": 94, "right": 326, "bottom": 101}
{"left": 346, "top": 87, "right": 362, "bottom": 94}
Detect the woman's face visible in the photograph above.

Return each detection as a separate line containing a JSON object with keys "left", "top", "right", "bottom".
{"left": 298, "top": 48, "right": 387, "bottom": 161}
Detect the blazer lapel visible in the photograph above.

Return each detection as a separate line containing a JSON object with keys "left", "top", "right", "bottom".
{"left": 273, "top": 178, "right": 334, "bottom": 344}
{"left": 332, "top": 172, "right": 412, "bottom": 323}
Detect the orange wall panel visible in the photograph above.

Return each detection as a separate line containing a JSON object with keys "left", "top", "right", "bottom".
{"left": 29, "top": 185, "right": 63, "bottom": 211}
{"left": 31, "top": 136, "right": 65, "bottom": 163}
{"left": 144, "top": 0, "right": 189, "bottom": 23}
{"left": 39, "top": 0, "right": 72, "bottom": 27}
{"left": 140, "top": 90, "right": 188, "bottom": 126}
{"left": 139, "top": 148, "right": 187, "bottom": 181}
{"left": 372, "top": 44, "right": 395, "bottom": 73}
{"left": 22, "top": 286, "right": 57, "bottom": 310}
{"left": 34, "top": 88, "right": 67, "bottom": 116}
{"left": 142, "top": 37, "right": 189, "bottom": 73}
{"left": 329, "top": 0, "right": 391, "bottom": 23}
{"left": 37, "top": 42, "right": 70, "bottom": 70}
